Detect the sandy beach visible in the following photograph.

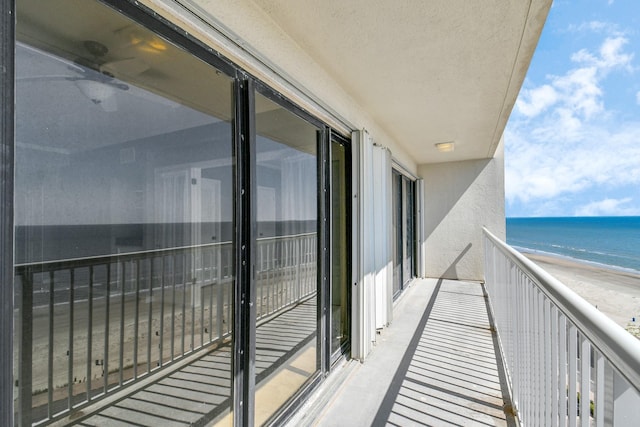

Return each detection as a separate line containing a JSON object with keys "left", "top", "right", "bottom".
{"left": 522, "top": 252, "right": 640, "bottom": 330}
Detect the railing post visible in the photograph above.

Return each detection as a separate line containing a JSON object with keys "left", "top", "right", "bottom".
{"left": 87, "top": 266, "right": 94, "bottom": 397}
{"left": 612, "top": 370, "right": 640, "bottom": 426}
{"left": 602, "top": 360, "right": 614, "bottom": 426}
{"left": 217, "top": 246, "right": 223, "bottom": 339}
{"left": 534, "top": 289, "right": 542, "bottom": 425}
{"left": 544, "top": 299, "right": 552, "bottom": 426}
{"left": 119, "top": 262, "right": 125, "bottom": 385}
{"left": 511, "top": 260, "right": 520, "bottom": 415}
{"left": 580, "top": 336, "right": 590, "bottom": 427}
{"left": 48, "top": 271, "right": 55, "bottom": 417}
{"left": 18, "top": 268, "right": 33, "bottom": 427}
{"left": 68, "top": 268, "right": 75, "bottom": 408}
{"left": 569, "top": 324, "right": 578, "bottom": 424}
{"left": 295, "top": 237, "right": 301, "bottom": 303}
{"left": 133, "top": 260, "right": 139, "bottom": 380}
{"left": 146, "top": 258, "right": 153, "bottom": 374}
{"left": 550, "top": 305, "right": 559, "bottom": 426}
{"left": 558, "top": 314, "right": 567, "bottom": 427}
{"left": 104, "top": 264, "right": 111, "bottom": 393}
{"left": 523, "top": 275, "right": 532, "bottom": 424}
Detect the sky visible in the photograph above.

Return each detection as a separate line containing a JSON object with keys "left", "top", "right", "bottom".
{"left": 504, "top": 0, "right": 640, "bottom": 217}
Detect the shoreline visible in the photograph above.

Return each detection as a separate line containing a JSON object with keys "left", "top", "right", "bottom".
{"left": 520, "top": 251, "right": 640, "bottom": 329}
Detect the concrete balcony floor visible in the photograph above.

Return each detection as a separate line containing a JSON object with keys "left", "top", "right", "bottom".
{"left": 289, "top": 278, "right": 516, "bottom": 427}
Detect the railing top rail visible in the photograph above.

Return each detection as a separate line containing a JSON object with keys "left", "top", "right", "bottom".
{"left": 483, "top": 227, "right": 640, "bottom": 393}
{"left": 15, "top": 232, "right": 318, "bottom": 272}
{"left": 256, "top": 232, "right": 317, "bottom": 242}
{"left": 14, "top": 241, "right": 232, "bottom": 272}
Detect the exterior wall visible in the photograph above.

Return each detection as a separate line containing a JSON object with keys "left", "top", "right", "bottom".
{"left": 418, "top": 138, "right": 506, "bottom": 281}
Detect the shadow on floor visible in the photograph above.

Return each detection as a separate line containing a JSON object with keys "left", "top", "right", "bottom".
{"left": 76, "top": 299, "right": 317, "bottom": 426}
{"left": 371, "top": 280, "right": 516, "bottom": 427}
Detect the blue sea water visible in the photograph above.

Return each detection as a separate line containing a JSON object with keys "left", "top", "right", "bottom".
{"left": 506, "top": 217, "right": 640, "bottom": 274}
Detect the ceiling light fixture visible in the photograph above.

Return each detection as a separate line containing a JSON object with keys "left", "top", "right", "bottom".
{"left": 435, "top": 141, "right": 455, "bottom": 152}
{"left": 74, "top": 80, "right": 117, "bottom": 112}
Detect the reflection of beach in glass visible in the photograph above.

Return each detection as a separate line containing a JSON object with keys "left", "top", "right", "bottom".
{"left": 14, "top": 0, "right": 235, "bottom": 423}
{"left": 254, "top": 91, "right": 319, "bottom": 425}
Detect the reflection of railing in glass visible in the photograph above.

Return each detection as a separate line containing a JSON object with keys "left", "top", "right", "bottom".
{"left": 256, "top": 233, "right": 317, "bottom": 320}
{"left": 14, "top": 232, "right": 317, "bottom": 425}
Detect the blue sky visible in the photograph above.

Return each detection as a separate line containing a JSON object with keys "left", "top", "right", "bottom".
{"left": 505, "top": 0, "right": 640, "bottom": 217}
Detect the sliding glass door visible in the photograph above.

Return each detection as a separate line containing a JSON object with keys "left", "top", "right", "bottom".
{"left": 392, "top": 171, "right": 416, "bottom": 297}
{"left": 253, "top": 91, "right": 320, "bottom": 424}
{"left": 330, "top": 137, "right": 350, "bottom": 358}
{"left": 404, "top": 178, "right": 415, "bottom": 285}
{"left": 11, "top": 1, "right": 351, "bottom": 425}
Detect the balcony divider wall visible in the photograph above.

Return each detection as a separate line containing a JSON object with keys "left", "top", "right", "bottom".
{"left": 9, "top": 1, "right": 350, "bottom": 426}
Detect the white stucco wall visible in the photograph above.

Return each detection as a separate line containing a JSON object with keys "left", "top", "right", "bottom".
{"left": 418, "top": 138, "right": 506, "bottom": 281}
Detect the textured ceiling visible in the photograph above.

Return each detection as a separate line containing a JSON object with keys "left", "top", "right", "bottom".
{"left": 18, "top": 0, "right": 551, "bottom": 165}
{"left": 248, "top": 0, "right": 551, "bottom": 164}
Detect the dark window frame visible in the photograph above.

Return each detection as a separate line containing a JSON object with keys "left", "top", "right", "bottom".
{"left": 392, "top": 169, "right": 417, "bottom": 300}
{"left": 1, "top": 1, "right": 16, "bottom": 426}
{"left": 329, "top": 130, "right": 352, "bottom": 364}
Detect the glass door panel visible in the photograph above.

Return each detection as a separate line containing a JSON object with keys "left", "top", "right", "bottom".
{"left": 392, "top": 172, "right": 403, "bottom": 296}
{"left": 14, "top": 1, "right": 234, "bottom": 425}
{"left": 392, "top": 171, "right": 415, "bottom": 298}
{"left": 403, "top": 178, "right": 415, "bottom": 285}
{"left": 254, "top": 92, "right": 319, "bottom": 424}
{"left": 330, "top": 139, "right": 349, "bottom": 356}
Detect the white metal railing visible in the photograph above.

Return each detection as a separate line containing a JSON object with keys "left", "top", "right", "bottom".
{"left": 483, "top": 228, "right": 640, "bottom": 426}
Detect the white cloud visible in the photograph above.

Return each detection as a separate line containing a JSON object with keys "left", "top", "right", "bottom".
{"left": 505, "top": 122, "right": 640, "bottom": 205}
{"left": 567, "top": 21, "right": 620, "bottom": 34}
{"left": 599, "top": 37, "right": 633, "bottom": 69}
{"left": 507, "top": 34, "right": 640, "bottom": 212}
{"left": 516, "top": 37, "right": 631, "bottom": 123}
{"left": 552, "top": 66, "right": 602, "bottom": 119}
{"left": 575, "top": 198, "right": 639, "bottom": 216}
{"left": 515, "top": 84, "right": 559, "bottom": 117}
{"left": 636, "top": 91, "right": 640, "bottom": 105}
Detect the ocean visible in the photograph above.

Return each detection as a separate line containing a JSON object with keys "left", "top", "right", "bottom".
{"left": 506, "top": 216, "right": 640, "bottom": 274}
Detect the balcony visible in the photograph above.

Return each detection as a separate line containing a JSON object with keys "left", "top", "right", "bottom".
{"left": 287, "top": 230, "right": 640, "bottom": 426}
{"left": 288, "top": 277, "right": 516, "bottom": 426}
{"left": 15, "top": 229, "right": 640, "bottom": 426}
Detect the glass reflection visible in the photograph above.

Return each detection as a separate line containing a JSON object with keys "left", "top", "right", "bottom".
{"left": 254, "top": 92, "right": 319, "bottom": 424}
{"left": 15, "top": 0, "right": 233, "bottom": 425}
